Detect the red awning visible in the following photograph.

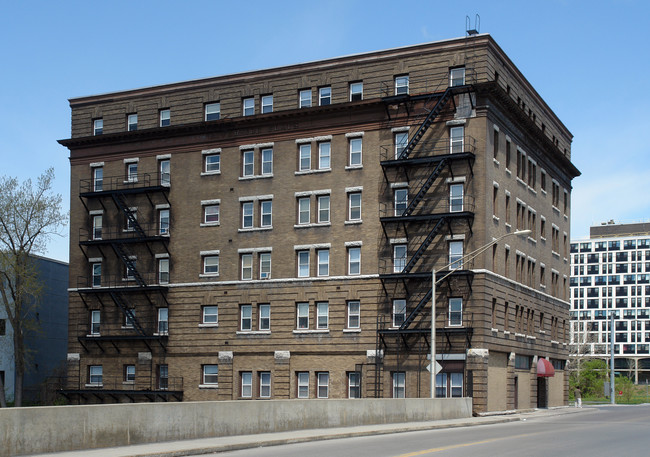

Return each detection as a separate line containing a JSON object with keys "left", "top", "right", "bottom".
{"left": 537, "top": 358, "right": 555, "bottom": 377}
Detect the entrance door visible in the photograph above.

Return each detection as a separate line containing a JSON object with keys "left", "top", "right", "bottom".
{"left": 537, "top": 377, "right": 548, "bottom": 408}
{"left": 514, "top": 376, "right": 518, "bottom": 409}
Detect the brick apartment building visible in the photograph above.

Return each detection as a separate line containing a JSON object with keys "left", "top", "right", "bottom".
{"left": 59, "top": 34, "right": 579, "bottom": 412}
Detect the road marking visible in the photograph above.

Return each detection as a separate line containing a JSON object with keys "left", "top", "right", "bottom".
{"left": 395, "top": 431, "right": 540, "bottom": 456}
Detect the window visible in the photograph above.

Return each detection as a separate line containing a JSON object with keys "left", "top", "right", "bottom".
{"left": 203, "top": 255, "right": 219, "bottom": 275}
{"left": 449, "top": 241, "right": 463, "bottom": 269}
{"left": 393, "top": 299, "right": 406, "bottom": 327}
{"left": 242, "top": 202, "right": 254, "bottom": 228}
{"left": 319, "top": 86, "right": 331, "bottom": 106}
{"left": 317, "top": 195, "right": 330, "bottom": 223}
{"left": 125, "top": 259, "right": 137, "bottom": 280}
{"left": 349, "top": 138, "right": 362, "bottom": 166}
{"left": 395, "top": 132, "right": 408, "bottom": 158}
{"left": 127, "top": 114, "right": 137, "bottom": 131}
{"left": 317, "top": 302, "right": 329, "bottom": 329}
{"left": 297, "top": 251, "right": 310, "bottom": 277}
{"left": 242, "top": 150, "right": 254, "bottom": 177}
{"left": 259, "top": 304, "right": 270, "bottom": 330}
{"left": 349, "top": 82, "right": 363, "bottom": 101}
{"left": 392, "top": 372, "right": 405, "bottom": 398}
{"left": 205, "top": 102, "right": 220, "bottom": 121}
{"left": 90, "top": 310, "right": 100, "bottom": 335}
{"left": 92, "top": 214, "right": 102, "bottom": 240}
{"left": 449, "top": 297, "right": 463, "bottom": 326}
{"left": 241, "top": 372, "right": 252, "bottom": 398}
{"left": 158, "top": 308, "right": 168, "bottom": 334}
{"left": 450, "top": 126, "right": 464, "bottom": 154}
{"left": 318, "top": 142, "right": 331, "bottom": 169}
{"left": 204, "top": 204, "right": 219, "bottom": 224}
{"left": 449, "top": 184, "right": 464, "bottom": 212}
{"left": 241, "top": 254, "right": 253, "bottom": 280}
{"left": 124, "top": 365, "right": 135, "bottom": 383}
{"left": 93, "top": 166, "right": 103, "bottom": 192}
{"left": 260, "top": 201, "right": 272, "bottom": 227}
{"left": 158, "top": 258, "right": 169, "bottom": 284}
{"left": 395, "top": 75, "right": 409, "bottom": 95}
{"left": 89, "top": 366, "right": 103, "bottom": 385}
{"left": 261, "top": 148, "right": 273, "bottom": 175}
{"left": 261, "top": 95, "right": 273, "bottom": 114}
{"left": 298, "top": 197, "right": 310, "bottom": 224}
{"left": 450, "top": 67, "right": 466, "bottom": 87}
{"left": 159, "top": 209, "right": 170, "bottom": 234}
{"left": 506, "top": 140, "right": 511, "bottom": 169}
{"left": 205, "top": 153, "right": 220, "bottom": 173}
{"left": 159, "top": 109, "right": 170, "bottom": 127}
{"left": 317, "top": 249, "right": 329, "bottom": 276}
{"left": 125, "top": 308, "right": 136, "bottom": 328}
{"left": 297, "top": 372, "right": 309, "bottom": 398}
{"left": 243, "top": 97, "right": 255, "bottom": 116}
{"left": 394, "top": 188, "right": 408, "bottom": 216}
{"left": 260, "top": 372, "right": 271, "bottom": 398}
{"left": 299, "top": 144, "right": 311, "bottom": 171}
{"left": 240, "top": 304, "right": 252, "bottom": 331}
{"left": 435, "top": 373, "right": 447, "bottom": 398}
{"left": 92, "top": 263, "right": 101, "bottom": 287}
{"left": 299, "top": 89, "right": 312, "bottom": 108}
{"left": 297, "top": 302, "right": 309, "bottom": 329}
{"left": 260, "top": 253, "right": 272, "bottom": 279}
{"left": 202, "top": 365, "right": 218, "bottom": 385}
{"left": 317, "top": 372, "right": 329, "bottom": 398}
{"left": 493, "top": 128, "right": 499, "bottom": 159}
{"left": 0, "top": 319, "right": 5, "bottom": 336}
{"left": 394, "top": 244, "right": 407, "bottom": 273}
{"left": 202, "top": 305, "right": 218, "bottom": 324}
{"left": 348, "top": 372, "right": 361, "bottom": 398}
{"left": 157, "top": 365, "right": 169, "bottom": 390}
{"left": 347, "top": 301, "right": 360, "bottom": 329}
{"left": 126, "top": 162, "right": 138, "bottom": 182}
{"left": 348, "top": 192, "right": 361, "bottom": 221}
{"left": 93, "top": 118, "right": 103, "bottom": 135}
{"left": 348, "top": 247, "right": 361, "bottom": 275}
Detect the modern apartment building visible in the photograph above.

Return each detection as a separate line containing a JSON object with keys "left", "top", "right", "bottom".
{"left": 570, "top": 222, "right": 650, "bottom": 383}
{"left": 59, "top": 34, "right": 579, "bottom": 412}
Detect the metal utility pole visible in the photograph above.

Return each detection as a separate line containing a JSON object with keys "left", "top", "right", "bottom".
{"left": 610, "top": 310, "right": 615, "bottom": 405}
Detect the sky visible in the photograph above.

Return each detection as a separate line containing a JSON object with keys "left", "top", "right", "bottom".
{"left": 1, "top": 0, "right": 649, "bottom": 262}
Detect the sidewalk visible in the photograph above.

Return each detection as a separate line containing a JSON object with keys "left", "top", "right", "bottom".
{"left": 29, "top": 407, "right": 587, "bottom": 457}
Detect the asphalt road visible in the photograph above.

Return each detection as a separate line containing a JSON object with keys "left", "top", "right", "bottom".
{"left": 198, "top": 405, "right": 650, "bottom": 457}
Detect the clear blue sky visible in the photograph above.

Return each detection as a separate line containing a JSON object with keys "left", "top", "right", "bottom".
{"left": 1, "top": 0, "right": 648, "bottom": 262}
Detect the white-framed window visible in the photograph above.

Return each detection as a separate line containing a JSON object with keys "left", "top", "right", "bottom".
{"left": 158, "top": 307, "right": 168, "bottom": 334}
{"left": 348, "top": 192, "right": 361, "bottom": 221}
{"left": 450, "top": 67, "right": 466, "bottom": 87}
{"left": 395, "top": 75, "right": 409, "bottom": 95}
{"left": 204, "top": 204, "right": 219, "bottom": 224}
{"left": 202, "top": 305, "right": 218, "bottom": 324}
{"left": 393, "top": 299, "right": 406, "bottom": 327}
{"left": 317, "top": 372, "right": 329, "bottom": 398}
{"left": 317, "top": 249, "right": 329, "bottom": 276}
{"left": 205, "top": 102, "right": 220, "bottom": 121}
{"left": 347, "top": 301, "right": 360, "bottom": 329}
{"left": 348, "top": 372, "right": 361, "bottom": 398}
{"left": 124, "top": 365, "right": 135, "bottom": 383}
{"left": 297, "top": 302, "right": 309, "bottom": 329}
{"left": 205, "top": 153, "right": 220, "bottom": 173}
{"left": 242, "top": 202, "right": 254, "bottom": 228}
{"left": 159, "top": 109, "right": 170, "bottom": 127}
{"left": 392, "top": 372, "right": 405, "bottom": 398}
{"left": 92, "top": 262, "right": 101, "bottom": 287}
{"left": 202, "top": 365, "right": 218, "bottom": 385}
{"left": 299, "top": 89, "right": 312, "bottom": 108}
{"left": 241, "top": 372, "right": 252, "bottom": 398}
{"left": 297, "top": 251, "right": 310, "bottom": 277}
{"left": 127, "top": 114, "right": 137, "bottom": 131}
{"left": 297, "top": 372, "right": 309, "bottom": 398}
{"left": 93, "top": 118, "right": 103, "bottom": 135}
{"left": 349, "top": 138, "right": 362, "bottom": 166}
{"left": 159, "top": 209, "right": 170, "bottom": 234}
{"left": 124, "top": 308, "right": 136, "bottom": 328}
{"left": 125, "top": 259, "right": 137, "bottom": 280}
{"left": 298, "top": 197, "right": 310, "bottom": 224}
{"left": 260, "top": 372, "right": 271, "bottom": 398}
{"left": 93, "top": 166, "right": 103, "bottom": 192}
{"left": 259, "top": 303, "right": 270, "bottom": 330}
{"left": 317, "top": 195, "right": 330, "bottom": 223}
{"left": 261, "top": 95, "right": 273, "bottom": 114}
{"left": 243, "top": 97, "right": 255, "bottom": 116}
{"left": 449, "top": 297, "right": 463, "bottom": 326}
{"left": 126, "top": 162, "right": 138, "bottom": 183}
{"left": 240, "top": 304, "right": 252, "bottom": 331}
{"left": 260, "top": 201, "right": 272, "bottom": 227}
{"left": 241, "top": 254, "right": 253, "bottom": 280}
{"left": 299, "top": 144, "right": 311, "bottom": 171}
{"left": 90, "top": 310, "right": 101, "bottom": 335}
{"left": 394, "top": 188, "right": 408, "bottom": 216}
{"left": 92, "top": 214, "right": 102, "bottom": 240}
{"left": 348, "top": 247, "right": 361, "bottom": 275}
{"left": 318, "top": 142, "right": 331, "bottom": 169}
{"left": 319, "top": 86, "right": 331, "bottom": 106}
{"left": 242, "top": 150, "right": 254, "bottom": 177}
{"left": 89, "top": 365, "right": 103, "bottom": 385}
{"left": 393, "top": 244, "right": 407, "bottom": 273}
{"left": 349, "top": 82, "right": 363, "bottom": 101}
{"left": 395, "top": 132, "right": 408, "bottom": 158}
{"left": 260, "top": 252, "right": 272, "bottom": 279}
{"left": 261, "top": 148, "right": 273, "bottom": 175}
{"left": 159, "top": 159, "right": 170, "bottom": 186}
{"left": 449, "top": 184, "right": 464, "bottom": 212}
{"left": 203, "top": 255, "right": 219, "bottom": 275}
{"left": 450, "top": 372, "right": 463, "bottom": 397}
{"left": 449, "top": 241, "right": 463, "bottom": 269}
{"left": 158, "top": 258, "right": 169, "bottom": 284}
{"left": 317, "top": 302, "right": 329, "bottom": 329}
{"left": 158, "top": 365, "right": 168, "bottom": 390}
{"left": 436, "top": 373, "right": 447, "bottom": 398}
{"left": 450, "top": 126, "right": 464, "bottom": 154}
{"left": 124, "top": 208, "right": 137, "bottom": 231}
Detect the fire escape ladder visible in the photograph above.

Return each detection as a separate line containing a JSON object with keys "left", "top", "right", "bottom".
{"left": 112, "top": 193, "right": 146, "bottom": 239}
{"left": 374, "top": 315, "right": 385, "bottom": 398}
{"left": 402, "top": 158, "right": 447, "bottom": 217}
{"left": 111, "top": 242, "right": 146, "bottom": 287}
{"left": 398, "top": 87, "right": 453, "bottom": 160}
{"left": 400, "top": 288, "right": 433, "bottom": 331}
{"left": 400, "top": 217, "right": 446, "bottom": 275}
{"left": 109, "top": 291, "right": 147, "bottom": 337}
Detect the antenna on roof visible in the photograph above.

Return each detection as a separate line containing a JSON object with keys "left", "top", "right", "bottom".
{"left": 466, "top": 14, "right": 480, "bottom": 36}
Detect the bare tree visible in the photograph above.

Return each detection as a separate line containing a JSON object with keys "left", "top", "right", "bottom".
{"left": 0, "top": 168, "right": 66, "bottom": 406}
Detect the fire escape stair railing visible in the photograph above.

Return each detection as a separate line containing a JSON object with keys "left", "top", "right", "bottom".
{"left": 400, "top": 288, "right": 433, "bottom": 331}
{"left": 112, "top": 193, "right": 146, "bottom": 239}
{"left": 401, "top": 159, "right": 448, "bottom": 217}
{"left": 110, "top": 242, "right": 146, "bottom": 287}
{"left": 399, "top": 217, "right": 446, "bottom": 276}
{"left": 109, "top": 291, "right": 147, "bottom": 337}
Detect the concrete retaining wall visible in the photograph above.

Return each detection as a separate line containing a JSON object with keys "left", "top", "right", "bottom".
{"left": 1, "top": 398, "right": 471, "bottom": 456}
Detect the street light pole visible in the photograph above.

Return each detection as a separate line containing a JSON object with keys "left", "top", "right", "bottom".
{"left": 430, "top": 229, "right": 531, "bottom": 398}
{"left": 610, "top": 309, "right": 615, "bottom": 405}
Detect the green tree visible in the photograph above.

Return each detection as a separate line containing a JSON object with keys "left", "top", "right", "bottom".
{"left": 0, "top": 168, "right": 66, "bottom": 407}
{"left": 570, "top": 358, "right": 608, "bottom": 398}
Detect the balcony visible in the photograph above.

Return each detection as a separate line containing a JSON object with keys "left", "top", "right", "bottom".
{"left": 79, "top": 172, "right": 170, "bottom": 196}
{"left": 58, "top": 375, "right": 183, "bottom": 402}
